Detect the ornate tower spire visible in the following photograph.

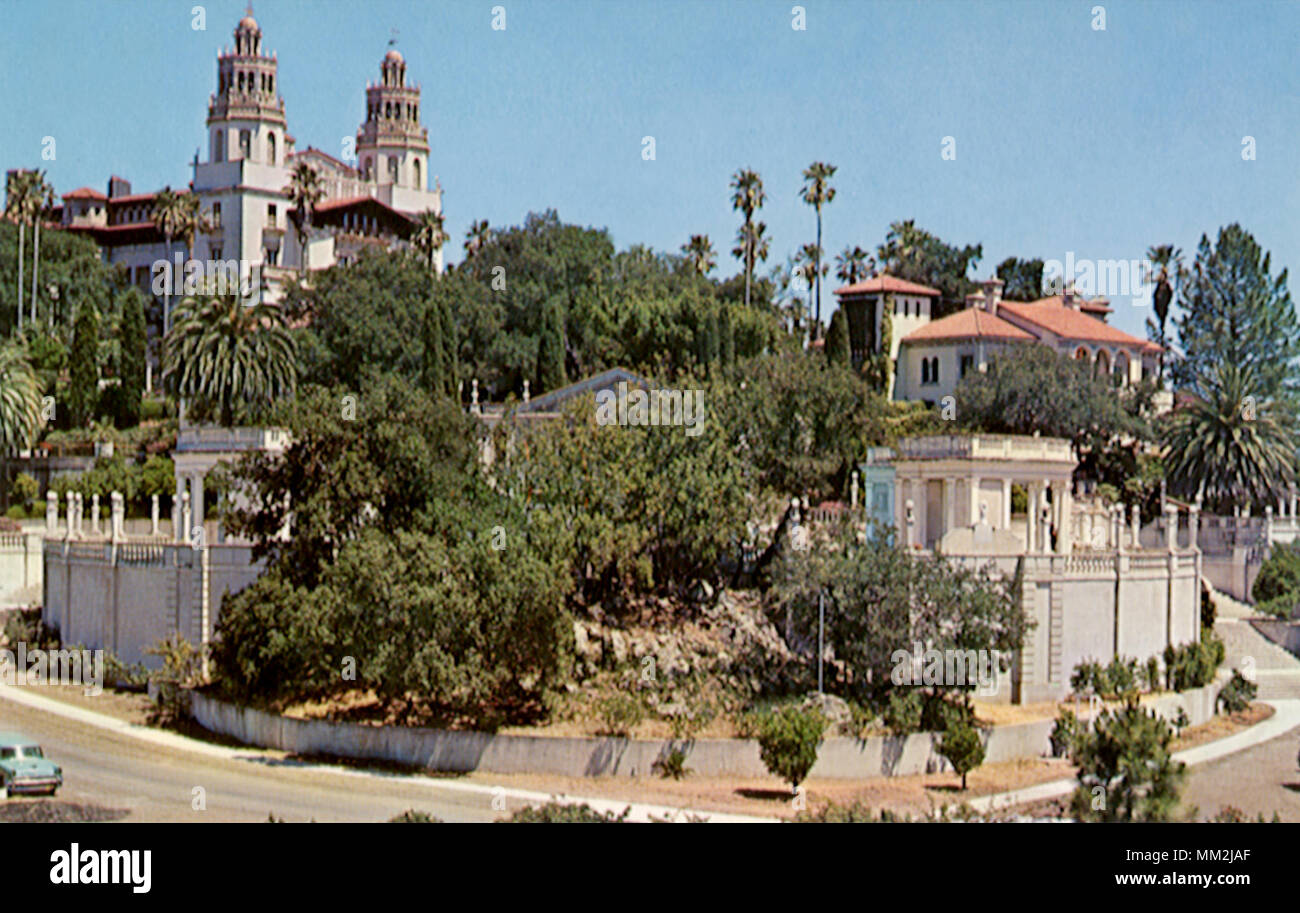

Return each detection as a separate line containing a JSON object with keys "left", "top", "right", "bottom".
{"left": 355, "top": 48, "right": 430, "bottom": 189}
{"left": 206, "top": 10, "right": 287, "bottom": 166}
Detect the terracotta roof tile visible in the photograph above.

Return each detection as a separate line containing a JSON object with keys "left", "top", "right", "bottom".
{"left": 63, "top": 187, "right": 107, "bottom": 200}
{"left": 834, "top": 274, "right": 941, "bottom": 297}
{"left": 901, "top": 308, "right": 1036, "bottom": 344}
{"left": 996, "top": 299, "right": 1152, "bottom": 349}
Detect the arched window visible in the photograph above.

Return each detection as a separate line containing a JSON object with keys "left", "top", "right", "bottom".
{"left": 921, "top": 358, "right": 930, "bottom": 384}
{"left": 385, "top": 102, "right": 392, "bottom": 119}
{"left": 362, "top": 157, "right": 373, "bottom": 181}
{"left": 1115, "top": 351, "right": 1130, "bottom": 386}
{"left": 213, "top": 130, "right": 224, "bottom": 162}
{"left": 268, "top": 76, "right": 274, "bottom": 95}
{"left": 1074, "top": 346, "right": 1089, "bottom": 361}
{"left": 267, "top": 132, "right": 277, "bottom": 165}
{"left": 1094, "top": 349, "right": 1110, "bottom": 378}
{"left": 388, "top": 157, "right": 399, "bottom": 184}
{"left": 239, "top": 129, "right": 251, "bottom": 160}
{"left": 930, "top": 357, "right": 939, "bottom": 384}
{"left": 412, "top": 158, "right": 421, "bottom": 189}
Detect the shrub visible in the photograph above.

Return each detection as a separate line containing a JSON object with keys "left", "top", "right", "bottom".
{"left": 144, "top": 633, "right": 204, "bottom": 724}
{"left": 1163, "top": 633, "right": 1224, "bottom": 692}
{"left": 937, "top": 719, "right": 985, "bottom": 789}
{"left": 1071, "top": 699, "right": 1186, "bottom": 822}
{"left": 752, "top": 703, "right": 827, "bottom": 793}
{"left": 1252, "top": 542, "right": 1300, "bottom": 604}
{"left": 653, "top": 747, "right": 691, "bottom": 780}
{"left": 1070, "top": 660, "right": 1102, "bottom": 697}
{"left": 883, "top": 690, "right": 922, "bottom": 737}
{"left": 1143, "top": 656, "right": 1162, "bottom": 693}
{"left": 1217, "top": 670, "right": 1257, "bottom": 714}
{"left": 1104, "top": 656, "right": 1140, "bottom": 698}
{"left": 103, "top": 653, "right": 149, "bottom": 690}
{"left": 1049, "top": 708, "right": 1079, "bottom": 759}
{"left": 1, "top": 610, "right": 59, "bottom": 650}
{"left": 389, "top": 810, "right": 443, "bottom": 823}
{"left": 1172, "top": 707, "right": 1190, "bottom": 732}
{"left": 596, "top": 692, "right": 646, "bottom": 737}
{"left": 10, "top": 472, "right": 39, "bottom": 509}
{"left": 1257, "top": 593, "right": 1297, "bottom": 620}
{"left": 506, "top": 802, "right": 629, "bottom": 823}
{"left": 1201, "top": 582, "right": 1216, "bottom": 629}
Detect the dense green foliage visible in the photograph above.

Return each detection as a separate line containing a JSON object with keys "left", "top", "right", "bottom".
{"left": 937, "top": 718, "right": 985, "bottom": 789}
{"left": 1070, "top": 699, "right": 1186, "bottom": 822}
{"left": 751, "top": 703, "right": 826, "bottom": 791}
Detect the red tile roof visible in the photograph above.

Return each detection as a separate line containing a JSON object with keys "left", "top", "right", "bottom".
{"left": 292, "top": 146, "right": 359, "bottom": 175}
{"left": 63, "top": 187, "right": 107, "bottom": 201}
{"left": 1020, "top": 293, "right": 1112, "bottom": 314}
{"left": 901, "top": 307, "right": 1036, "bottom": 344}
{"left": 834, "top": 274, "right": 941, "bottom": 297}
{"left": 996, "top": 298, "right": 1154, "bottom": 349}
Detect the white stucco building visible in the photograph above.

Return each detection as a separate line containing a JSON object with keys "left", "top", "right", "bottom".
{"left": 49, "top": 13, "right": 442, "bottom": 343}
{"left": 833, "top": 275, "right": 1164, "bottom": 404}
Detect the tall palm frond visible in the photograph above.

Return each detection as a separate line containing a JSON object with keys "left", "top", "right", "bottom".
{"left": 0, "top": 339, "right": 42, "bottom": 450}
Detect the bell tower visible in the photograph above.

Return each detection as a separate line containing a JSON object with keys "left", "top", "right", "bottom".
{"left": 206, "top": 9, "right": 288, "bottom": 170}
{"left": 355, "top": 49, "right": 430, "bottom": 194}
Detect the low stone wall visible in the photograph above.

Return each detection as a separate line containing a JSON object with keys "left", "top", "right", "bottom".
{"left": 0, "top": 532, "right": 43, "bottom": 608}
{"left": 1251, "top": 619, "right": 1300, "bottom": 655}
{"left": 191, "top": 680, "right": 1224, "bottom": 781}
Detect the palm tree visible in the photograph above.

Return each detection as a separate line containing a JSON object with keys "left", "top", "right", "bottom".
{"left": 1162, "top": 361, "right": 1297, "bottom": 512}
{"left": 151, "top": 188, "right": 188, "bottom": 334}
{"left": 413, "top": 209, "right": 449, "bottom": 272}
{"left": 164, "top": 289, "right": 297, "bottom": 428}
{"left": 26, "top": 171, "right": 54, "bottom": 327}
{"left": 285, "top": 162, "right": 325, "bottom": 280}
{"left": 798, "top": 243, "right": 826, "bottom": 340}
{"left": 1145, "top": 244, "right": 1183, "bottom": 379}
{"left": 730, "top": 168, "right": 766, "bottom": 308}
{"left": 800, "top": 162, "right": 837, "bottom": 338}
{"left": 0, "top": 339, "right": 41, "bottom": 451}
{"left": 175, "top": 194, "right": 215, "bottom": 294}
{"left": 731, "top": 220, "right": 770, "bottom": 310}
{"left": 681, "top": 234, "right": 716, "bottom": 277}
{"left": 5, "top": 170, "right": 39, "bottom": 333}
{"left": 835, "top": 245, "right": 873, "bottom": 285}
{"left": 464, "top": 219, "right": 492, "bottom": 259}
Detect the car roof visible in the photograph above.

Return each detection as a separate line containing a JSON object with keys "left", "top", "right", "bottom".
{"left": 0, "top": 733, "right": 39, "bottom": 747}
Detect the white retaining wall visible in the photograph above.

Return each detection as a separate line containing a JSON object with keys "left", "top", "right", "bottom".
{"left": 0, "top": 532, "right": 43, "bottom": 608}
{"left": 191, "top": 681, "right": 1224, "bottom": 781}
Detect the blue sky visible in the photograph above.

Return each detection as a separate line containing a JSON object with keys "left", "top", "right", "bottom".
{"left": 3, "top": 0, "right": 1297, "bottom": 341}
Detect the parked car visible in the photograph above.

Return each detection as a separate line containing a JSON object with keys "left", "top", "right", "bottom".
{"left": 0, "top": 733, "right": 62, "bottom": 797}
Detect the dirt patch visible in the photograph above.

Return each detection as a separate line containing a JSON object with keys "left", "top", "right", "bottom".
{"left": 1171, "top": 702, "right": 1274, "bottom": 752}
{"left": 10, "top": 683, "right": 154, "bottom": 725}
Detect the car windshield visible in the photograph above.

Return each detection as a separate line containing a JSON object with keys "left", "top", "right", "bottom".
{"left": 18, "top": 746, "right": 42, "bottom": 759}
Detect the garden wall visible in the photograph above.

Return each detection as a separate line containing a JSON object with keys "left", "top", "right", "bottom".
{"left": 191, "top": 680, "right": 1225, "bottom": 781}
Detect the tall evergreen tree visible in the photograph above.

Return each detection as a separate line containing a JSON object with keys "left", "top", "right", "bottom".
{"left": 535, "top": 300, "right": 566, "bottom": 393}
{"left": 421, "top": 295, "right": 446, "bottom": 400}
{"left": 1172, "top": 224, "right": 1299, "bottom": 404}
{"left": 825, "top": 308, "right": 850, "bottom": 367}
{"left": 117, "top": 287, "right": 147, "bottom": 426}
{"left": 68, "top": 299, "right": 100, "bottom": 428}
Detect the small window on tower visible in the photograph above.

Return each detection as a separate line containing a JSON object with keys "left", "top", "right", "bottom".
{"left": 267, "top": 204, "right": 277, "bottom": 227}
{"left": 211, "top": 202, "right": 221, "bottom": 228}
{"left": 388, "top": 157, "right": 399, "bottom": 184}
{"left": 239, "top": 130, "right": 251, "bottom": 160}
{"left": 267, "top": 132, "right": 277, "bottom": 165}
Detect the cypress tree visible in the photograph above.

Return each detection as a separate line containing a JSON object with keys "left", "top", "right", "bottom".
{"left": 118, "top": 287, "right": 146, "bottom": 426}
{"left": 68, "top": 298, "right": 100, "bottom": 428}
{"left": 825, "top": 308, "right": 850, "bottom": 367}
{"left": 536, "top": 300, "right": 566, "bottom": 393}
{"left": 421, "top": 294, "right": 446, "bottom": 400}
{"left": 439, "top": 293, "right": 458, "bottom": 399}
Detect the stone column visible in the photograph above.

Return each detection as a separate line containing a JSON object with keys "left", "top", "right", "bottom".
{"left": 46, "top": 492, "right": 58, "bottom": 536}
{"left": 111, "top": 491, "right": 125, "bottom": 542}
{"left": 1114, "top": 504, "right": 1125, "bottom": 554}
{"left": 150, "top": 494, "right": 160, "bottom": 537}
{"left": 943, "top": 477, "right": 956, "bottom": 539}
{"left": 1002, "top": 478, "right": 1012, "bottom": 529}
{"left": 191, "top": 473, "right": 205, "bottom": 543}
{"left": 181, "top": 490, "right": 192, "bottom": 546}
{"left": 1130, "top": 503, "right": 1141, "bottom": 550}
{"left": 1026, "top": 483, "right": 1038, "bottom": 553}
{"left": 969, "top": 475, "right": 982, "bottom": 529}
{"left": 172, "top": 492, "right": 183, "bottom": 543}
{"left": 65, "top": 492, "right": 75, "bottom": 540}
{"left": 1058, "top": 481, "right": 1073, "bottom": 554}
{"left": 74, "top": 492, "right": 83, "bottom": 537}
{"left": 90, "top": 493, "right": 100, "bottom": 536}
{"left": 1189, "top": 502, "right": 1201, "bottom": 549}
{"left": 1165, "top": 503, "right": 1179, "bottom": 552}
{"left": 850, "top": 471, "right": 859, "bottom": 510}
{"left": 904, "top": 497, "right": 916, "bottom": 547}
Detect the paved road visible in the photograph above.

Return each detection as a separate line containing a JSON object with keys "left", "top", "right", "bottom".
{"left": 0, "top": 694, "right": 504, "bottom": 822}
{"left": 1181, "top": 594, "right": 1300, "bottom": 820}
